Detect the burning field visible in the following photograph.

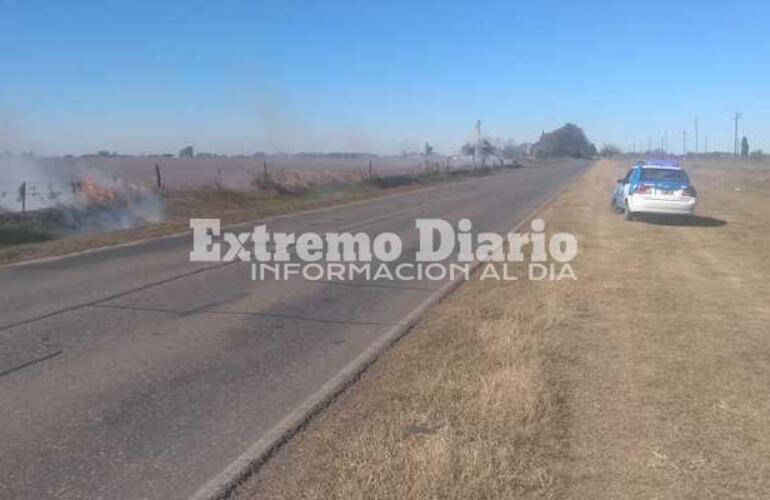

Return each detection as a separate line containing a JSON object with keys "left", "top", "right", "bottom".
{"left": 0, "top": 154, "right": 530, "bottom": 261}
{"left": 0, "top": 176, "right": 165, "bottom": 239}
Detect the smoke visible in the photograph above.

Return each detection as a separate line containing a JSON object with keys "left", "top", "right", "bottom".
{"left": 0, "top": 156, "right": 165, "bottom": 234}
{"left": 0, "top": 156, "right": 74, "bottom": 211}
{"left": 254, "top": 89, "right": 315, "bottom": 153}
{"left": 252, "top": 87, "right": 377, "bottom": 154}
{"left": 68, "top": 174, "right": 166, "bottom": 233}
{"left": 0, "top": 105, "right": 37, "bottom": 155}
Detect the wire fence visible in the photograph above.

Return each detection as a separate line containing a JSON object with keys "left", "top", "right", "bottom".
{"left": 1, "top": 163, "right": 164, "bottom": 212}
{"left": 0, "top": 158, "right": 490, "bottom": 213}
{"left": 0, "top": 181, "right": 102, "bottom": 212}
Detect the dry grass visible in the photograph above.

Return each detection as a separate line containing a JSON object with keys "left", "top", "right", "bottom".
{"left": 237, "top": 158, "right": 770, "bottom": 499}
{"left": 239, "top": 266, "right": 572, "bottom": 499}
{"left": 0, "top": 161, "right": 535, "bottom": 266}
{"left": 0, "top": 174, "right": 436, "bottom": 266}
{"left": 547, "top": 158, "right": 770, "bottom": 498}
{"left": 253, "top": 169, "right": 369, "bottom": 194}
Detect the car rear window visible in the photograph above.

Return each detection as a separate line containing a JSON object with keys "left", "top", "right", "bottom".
{"left": 640, "top": 168, "right": 688, "bottom": 182}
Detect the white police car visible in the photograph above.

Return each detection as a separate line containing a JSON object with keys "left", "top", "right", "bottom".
{"left": 611, "top": 160, "right": 697, "bottom": 220}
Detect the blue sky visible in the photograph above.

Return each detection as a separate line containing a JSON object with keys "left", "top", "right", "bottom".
{"left": 1, "top": 0, "right": 769, "bottom": 155}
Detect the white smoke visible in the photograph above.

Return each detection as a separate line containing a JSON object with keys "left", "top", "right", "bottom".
{"left": 0, "top": 155, "right": 165, "bottom": 234}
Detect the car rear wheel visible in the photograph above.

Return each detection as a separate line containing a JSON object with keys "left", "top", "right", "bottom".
{"left": 610, "top": 197, "right": 618, "bottom": 212}
{"left": 624, "top": 201, "right": 635, "bottom": 221}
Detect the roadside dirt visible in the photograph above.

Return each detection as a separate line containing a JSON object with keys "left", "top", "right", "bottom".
{"left": 237, "top": 159, "right": 770, "bottom": 499}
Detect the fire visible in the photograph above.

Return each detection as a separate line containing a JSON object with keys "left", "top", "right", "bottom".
{"left": 77, "top": 180, "right": 119, "bottom": 206}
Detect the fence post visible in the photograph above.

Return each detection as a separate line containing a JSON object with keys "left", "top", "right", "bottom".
{"left": 155, "top": 163, "right": 163, "bottom": 191}
{"left": 19, "top": 181, "right": 26, "bottom": 212}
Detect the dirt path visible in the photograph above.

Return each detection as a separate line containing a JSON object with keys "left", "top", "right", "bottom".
{"left": 238, "top": 159, "right": 770, "bottom": 499}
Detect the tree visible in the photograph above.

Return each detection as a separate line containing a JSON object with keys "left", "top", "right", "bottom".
{"left": 179, "top": 145, "right": 194, "bottom": 158}
{"left": 424, "top": 142, "right": 434, "bottom": 156}
{"left": 460, "top": 142, "right": 476, "bottom": 165}
{"left": 460, "top": 139, "right": 499, "bottom": 166}
{"left": 600, "top": 143, "right": 622, "bottom": 158}
{"left": 741, "top": 136, "right": 749, "bottom": 158}
{"left": 531, "top": 123, "right": 597, "bottom": 159}
{"left": 476, "top": 139, "right": 497, "bottom": 165}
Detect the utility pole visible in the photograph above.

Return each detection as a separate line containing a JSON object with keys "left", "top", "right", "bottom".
{"left": 472, "top": 120, "right": 481, "bottom": 167}
{"left": 732, "top": 112, "right": 742, "bottom": 156}
{"left": 682, "top": 130, "right": 687, "bottom": 155}
{"left": 704, "top": 135, "right": 709, "bottom": 154}
{"left": 19, "top": 181, "right": 26, "bottom": 212}
{"left": 694, "top": 118, "right": 699, "bottom": 153}
{"left": 155, "top": 164, "right": 163, "bottom": 191}
{"left": 664, "top": 130, "right": 668, "bottom": 153}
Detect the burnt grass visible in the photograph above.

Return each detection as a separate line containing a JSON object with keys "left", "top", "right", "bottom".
{"left": 0, "top": 161, "right": 523, "bottom": 250}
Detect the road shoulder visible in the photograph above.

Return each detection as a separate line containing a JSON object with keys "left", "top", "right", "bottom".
{"left": 236, "top": 159, "right": 770, "bottom": 499}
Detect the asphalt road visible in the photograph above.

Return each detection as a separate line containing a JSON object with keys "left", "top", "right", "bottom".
{"left": 0, "top": 160, "right": 589, "bottom": 499}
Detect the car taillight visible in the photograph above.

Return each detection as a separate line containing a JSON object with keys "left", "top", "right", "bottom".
{"left": 635, "top": 184, "right": 652, "bottom": 194}
{"left": 682, "top": 186, "right": 697, "bottom": 198}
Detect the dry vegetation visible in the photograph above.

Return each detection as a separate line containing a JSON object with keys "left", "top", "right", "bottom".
{"left": 239, "top": 260, "right": 569, "bottom": 499}
{"left": 238, "top": 158, "right": 770, "bottom": 499}
{"left": 0, "top": 163, "right": 521, "bottom": 266}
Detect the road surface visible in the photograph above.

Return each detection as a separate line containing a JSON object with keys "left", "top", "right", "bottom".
{"left": 0, "top": 160, "right": 589, "bottom": 499}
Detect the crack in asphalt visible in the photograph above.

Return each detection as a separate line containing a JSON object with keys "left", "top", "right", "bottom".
{"left": 0, "top": 261, "right": 235, "bottom": 335}
{"left": 0, "top": 350, "right": 63, "bottom": 379}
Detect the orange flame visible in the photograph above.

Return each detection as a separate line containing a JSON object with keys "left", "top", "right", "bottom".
{"left": 79, "top": 180, "right": 118, "bottom": 206}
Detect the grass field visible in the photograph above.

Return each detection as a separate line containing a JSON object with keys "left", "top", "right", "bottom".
{"left": 236, "top": 158, "right": 770, "bottom": 499}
